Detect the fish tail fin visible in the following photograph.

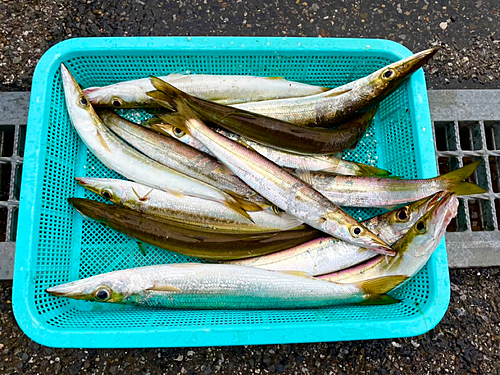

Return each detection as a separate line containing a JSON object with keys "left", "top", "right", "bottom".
{"left": 156, "top": 98, "right": 202, "bottom": 137}
{"left": 146, "top": 76, "right": 188, "bottom": 110}
{"left": 274, "top": 211, "right": 305, "bottom": 231}
{"left": 436, "top": 160, "right": 487, "bottom": 195}
{"left": 355, "top": 275, "right": 409, "bottom": 295}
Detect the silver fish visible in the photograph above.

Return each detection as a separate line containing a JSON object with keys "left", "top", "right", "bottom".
{"left": 231, "top": 48, "right": 439, "bottom": 127}
{"left": 229, "top": 192, "right": 444, "bottom": 275}
{"left": 169, "top": 100, "right": 394, "bottom": 255}
{"left": 60, "top": 64, "right": 255, "bottom": 220}
{"left": 320, "top": 192, "right": 459, "bottom": 283}
{"left": 77, "top": 177, "right": 304, "bottom": 233}
{"left": 83, "top": 74, "right": 329, "bottom": 108}
{"left": 46, "top": 263, "right": 407, "bottom": 309}
{"left": 99, "top": 110, "right": 267, "bottom": 207}
{"left": 303, "top": 161, "right": 486, "bottom": 207}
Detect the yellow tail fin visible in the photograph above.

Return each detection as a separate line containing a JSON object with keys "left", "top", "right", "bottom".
{"left": 436, "top": 161, "right": 487, "bottom": 195}
{"left": 356, "top": 275, "right": 409, "bottom": 295}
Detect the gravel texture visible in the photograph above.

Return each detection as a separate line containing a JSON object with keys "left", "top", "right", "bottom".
{"left": 1, "top": 0, "right": 499, "bottom": 373}
{"left": 1, "top": 268, "right": 499, "bottom": 374}
{"left": 0, "top": 0, "right": 499, "bottom": 91}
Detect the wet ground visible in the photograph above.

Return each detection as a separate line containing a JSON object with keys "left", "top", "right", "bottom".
{"left": 0, "top": 0, "right": 499, "bottom": 91}
{"left": 1, "top": 268, "right": 499, "bottom": 374}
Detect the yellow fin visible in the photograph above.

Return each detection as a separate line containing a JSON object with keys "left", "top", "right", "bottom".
{"left": 146, "top": 284, "right": 183, "bottom": 293}
{"left": 223, "top": 198, "right": 255, "bottom": 223}
{"left": 224, "top": 190, "right": 263, "bottom": 213}
{"left": 324, "top": 88, "right": 352, "bottom": 98}
{"left": 146, "top": 90, "right": 175, "bottom": 110}
{"left": 437, "top": 160, "right": 481, "bottom": 183}
{"left": 265, "top": 76, "right": 284, "bottom": 80}
{"left": 295, "top": 161, "right": 313, "bottom": 186}
{"left": 436, "top": 161, "right": 487, "bottom": 195}
{"left": 356, "top": 275, "right": 409, "bottom": 295}
{"left": 97, "top": 130, "right": 111, "bottom": 153}
{"left": 278, "top": 270, "right": 315, "bottom": 279}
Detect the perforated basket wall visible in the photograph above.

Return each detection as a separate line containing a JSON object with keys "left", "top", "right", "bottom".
{"left": 13, "top": 37, "right": 448, "bottom": 348}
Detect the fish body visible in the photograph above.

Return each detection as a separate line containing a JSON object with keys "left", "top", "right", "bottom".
{"left": 69, "top": 198, "right": 320, "bottom": 260}
{"left": 230, "top": 193, "right": 444, "bottom": 275}
{"left": 169, "top": 102, "right": 394, "bottom": 255}
{"left": 320, "top": 192, "right": 459, "bottom": 283}
{"left": 83, "top": 74, "right": 329, "bottom": 108}
{"left": 77, "top": 178, "right": 303, "bottom": 233}
{"left": 304, "top": 161, "right": 486, "bottom": 207}
{"left": 46, "top": 263, "right": 406, "bottom": 309}
{"left": 231, "top": 48, "right": 439, "bottom": 127}
{"left": 99, "top": 110, "right": 268, "bottom": 206}
{"left": 60, "top": 64, "right": 255, "bottom": 219}
{"left": 153, "top": 119, "right": 391, "bottom": 177}
{"left": 150, "top": 77, "right": 377, "bottom": 155}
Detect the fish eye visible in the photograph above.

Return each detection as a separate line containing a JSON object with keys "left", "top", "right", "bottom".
{"left": 382, "top": 69, "right": 395, "bottom": 80}
{"left": 416, "top": 220, "right": 426, "bottom": 233}
{"left": 79, "top": 96, "right": 89, "bottom": 106}
{"left": 173, "top": 127, "right": 185, "bottom": 137}
{"left": 350, "top": 226, "right": 364, "bottom": 237}
{"left": 94, "top": 287, "right": 111, "bottom": 302}
{"left": 101, "top": 188, "right": 113, "bottom": 199}
{"left": 271, "top": 205, "right": 284, "bottom": 215}
{"left": 396, "top": 208, "right": 409, "bottom": 222}
{"left": 112, "top": 98, "right": 122, "bottom": 107}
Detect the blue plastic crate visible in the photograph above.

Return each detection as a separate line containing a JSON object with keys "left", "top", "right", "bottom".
{"left": 13, "top": 37, "right": 449, "bottom": 348}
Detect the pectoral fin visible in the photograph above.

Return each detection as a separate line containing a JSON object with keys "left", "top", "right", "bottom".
{"left": 146, "top": 284, "right": 183, "bottom": 293}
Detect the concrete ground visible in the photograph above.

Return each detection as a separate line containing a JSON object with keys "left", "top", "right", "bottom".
{"left": 0, "top": 0, "right": 499, "bottom": 374}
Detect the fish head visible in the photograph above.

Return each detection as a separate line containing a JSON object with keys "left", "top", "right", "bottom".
{"left": 376, "top": 191, "right": 448, "bottom": 238}
{"left": 83, "top": 80, "right": 151, "bottom": 108}
{"left": 322, "top": 215, "right": 395, "bottom": 256}
{"left": 60, "top": 64, "right": 103, "bottom": 136}
{"left": 366, "top": 47, "right": 439, "bottom": 100}
{"left": 389, "top": 192, "right": 458, "bottom": 274}
{"left": 75, "top": 177, "right": 125, "bottom": 204}
{"left": 45, "top": 270, "right": 144, "bottom": 304}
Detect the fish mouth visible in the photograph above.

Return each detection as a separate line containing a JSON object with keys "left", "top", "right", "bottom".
{"left": 391, "top": 47, "right": 440, "bottom": 79}
{"left": 46, "top": 283, "right": 89, "bottom": 300}
{"left": 60, "top": 63, "right": 82, "bottom": 99}
{"left": 75, "top": 177, "right": 88, "bottom": 186}
{"left": 369, "top": 240, "right": 396, "bottom": 256}
{"left": 428, "top": 192, "right": 458, "bottom": 229}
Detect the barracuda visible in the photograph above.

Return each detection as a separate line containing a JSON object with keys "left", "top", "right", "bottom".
{"left": 301, "top": 161, "right": 486, "bottom": 207}
{"left": 148, "top": 77, "right": 377, "bottom": 155}
{"left": 46, "top": 263, "right": 407, "bottom": 309}
{"left": 60, "top": 64, "right": 258, "bottom": 220}
{"left": 231, "top": 48, "right": 439, "bottom": 127}
{"left": 229, "top": 192, "right": 444, "bottom": 275}
{"left": 320, "top": 192, "right": 459, "bottom": 284}
{"left": 166, "top": 100, "right": 395, "bottom": 255}
{"left": 77, "top": 178, "right": 304, "bottom": 233}
{"left": 68, "top": 198, "right": 320, "bottom": 260}
{"left": 83, "top": 74, "right": 329, "bottom": 108}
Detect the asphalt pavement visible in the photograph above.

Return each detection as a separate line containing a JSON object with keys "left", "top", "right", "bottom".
{"left": 0, "top": 0, "right": 499, "bottom": 374}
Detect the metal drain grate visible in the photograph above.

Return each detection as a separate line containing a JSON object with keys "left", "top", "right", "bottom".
{"left": 0, "top": 90, "right": 498, "bottom": 278}
{"left": 428, "top": 90, "right": 500, "bottom": 267}
{"left": 0, "top": 93, "right": 29, "bottom": 279}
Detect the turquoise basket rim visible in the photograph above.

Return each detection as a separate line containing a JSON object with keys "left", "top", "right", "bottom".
{"left": 13, "top": 36, "right": 449, "bottom": 348}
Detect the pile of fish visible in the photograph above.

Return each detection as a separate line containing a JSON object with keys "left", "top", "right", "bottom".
{"left": 47, "top": 47, "right": 486, "bottom": 310}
